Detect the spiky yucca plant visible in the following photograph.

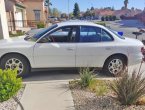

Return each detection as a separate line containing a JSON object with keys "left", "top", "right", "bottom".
{"left": 109, "top": 69, "right": 145, "bottom": 105}
{"left": 79, "top": 68, "right": 95, "bottom": 87}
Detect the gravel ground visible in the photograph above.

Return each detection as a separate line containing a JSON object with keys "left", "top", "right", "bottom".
{"left": 71, "top": 88, "right": 145, "bottom": 110}
{"left": 0, "top": 85, "right": 25, "bottom": 110}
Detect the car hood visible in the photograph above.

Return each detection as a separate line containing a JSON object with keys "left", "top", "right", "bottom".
{"left": 0, "top": 36, "right": 35, "bottom": 48}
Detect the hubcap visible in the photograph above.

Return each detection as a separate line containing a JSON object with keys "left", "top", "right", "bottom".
{"left": 5, "top": 58, "right": 24, "bottom": 75}
{"left": 108, "top": 59, "right": 123, "bottom": 75}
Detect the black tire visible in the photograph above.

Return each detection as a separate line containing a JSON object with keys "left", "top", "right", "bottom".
{"left": 0, "top": 54, "right": 30, "bottom": 78}
{"left": 103, "top": 56, "right": 127, "bottom": 77}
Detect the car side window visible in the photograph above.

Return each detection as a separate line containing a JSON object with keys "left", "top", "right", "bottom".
{"left": 80, "top": 26, "right": 101, "bottom": 42}
{"left": 39, "top": 26, "right": 77, "bottom": 43}
{"left": 101, "top": 29, "right": 113, "bottom": 42}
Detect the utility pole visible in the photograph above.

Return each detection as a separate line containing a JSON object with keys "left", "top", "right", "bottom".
{"left": 45, "top": 0, "right": 50, "bottom": 27}
{"left": 68, "top": 0, "right": 70, "bottom": 19}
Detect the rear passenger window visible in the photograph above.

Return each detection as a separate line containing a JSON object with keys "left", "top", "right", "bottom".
{"left": 101, "top": 29, "right": 113, "bottom": 42}
{"left": 80, "top": 26, "right": 101, "bottom": 42}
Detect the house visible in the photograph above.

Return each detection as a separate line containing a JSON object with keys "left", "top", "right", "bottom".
{"left": 5, "top": 0, "right": 27, "bottom": 32}
{"left": 5, "top": 0, "right": 46, "bottom": 33}
{"left": 136, "top": 11, "right": 145, "bottom": 24}
{"left": 93, "top": 9, "right": 114, "bottom": 19}
{"left": 114, "top": 9, "right": 142, "bottom": 19}
{"left": 22, "top": 0, "right": 46, "bottom": 22}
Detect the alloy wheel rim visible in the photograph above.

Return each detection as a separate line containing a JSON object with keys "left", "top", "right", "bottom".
{"left": 5, "top": 58, "right": 24, "bottom": 75}
{"left": 108, "top": 59, "right": 123, "bottom": 75}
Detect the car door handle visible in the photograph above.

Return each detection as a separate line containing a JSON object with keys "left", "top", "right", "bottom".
{"left": 66, "top": 48, "right": 74, "bottom": 51}
{"left": 105, "top": 47, "right": 111, "bottom": 50}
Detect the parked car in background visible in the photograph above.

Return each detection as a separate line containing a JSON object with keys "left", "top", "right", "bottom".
{"left": 0, "top": 21, "right": 144, "bottom": 77}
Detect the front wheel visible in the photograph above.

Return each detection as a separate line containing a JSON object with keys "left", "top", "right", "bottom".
{"left": 103, "top": 56, "right": 127, "bottom": 76}
{"left": 0, "top": 54, "right": 30, "bottom": 77}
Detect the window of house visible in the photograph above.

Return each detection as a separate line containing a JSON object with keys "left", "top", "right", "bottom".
{"left": 39, "top": 26, "right": 77, "bottom": 43}
{"left": 80, "top": 26, "right": 101, "bottom": 42}
{"left": 34, "top": 10, "right": 41, "bottom": 21}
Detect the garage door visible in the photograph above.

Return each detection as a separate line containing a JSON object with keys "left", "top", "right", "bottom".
{"left": 15, "top": 10, "right": 23, "bottom": 27}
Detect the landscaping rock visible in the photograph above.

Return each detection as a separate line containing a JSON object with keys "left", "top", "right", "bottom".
{"left": 71, "top": 88, "right": 145, "bottom": 110}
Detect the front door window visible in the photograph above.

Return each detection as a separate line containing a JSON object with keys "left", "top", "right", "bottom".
{"left": 39, "top": 26, "right": 77, "bottom": 43}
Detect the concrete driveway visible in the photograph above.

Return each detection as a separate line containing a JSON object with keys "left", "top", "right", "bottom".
{"left": 17, "top": 69, "right": 80, "bottom": 110}
{"left": 17, "top": 62, "right": 145, "bottom": 110}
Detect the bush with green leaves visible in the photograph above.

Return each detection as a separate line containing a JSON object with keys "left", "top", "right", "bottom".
{"left": 0, "top": 69, "right": 22, "bottom": 102}
{"left": 37, "top": 22, "right": 45, "bottom": 28}
{"left": 101, "top": 16, "right": 105, "bottom": 21}
{"left": 109, "top": 70, "right": 145, "bottom": 105}
{"left": 79, "top": 68, "right": 95, "bottom": 87}
{"left": 96, "top": 22, "right": 106, "bottom": 26}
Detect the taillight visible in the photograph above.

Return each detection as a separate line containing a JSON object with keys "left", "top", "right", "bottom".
{"left": 141, "top": 47, "right": 145, "bottom": 55}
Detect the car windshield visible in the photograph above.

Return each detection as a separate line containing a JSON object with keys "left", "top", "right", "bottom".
{"left": 24, "top": 24, "right": 58, "bottom": 42}
{"left": 108, "top": 28, "right": 125, "bottom": 39}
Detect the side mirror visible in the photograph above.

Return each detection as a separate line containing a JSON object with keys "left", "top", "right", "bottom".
{"left": 117, "top": 32, "right": 124, "bottom": 36}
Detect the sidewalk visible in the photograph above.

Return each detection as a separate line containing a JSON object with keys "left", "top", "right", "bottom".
{"left": 17, "top": 80, "right": 75, "bottom": 110}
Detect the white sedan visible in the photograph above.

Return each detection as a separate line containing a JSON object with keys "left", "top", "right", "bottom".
{"left": 0, "top": 21, "right": 144, "bottom": 77}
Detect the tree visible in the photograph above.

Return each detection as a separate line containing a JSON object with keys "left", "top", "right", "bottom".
{"left": 124, "top": 0, "right": 128, "bottom": 9}
{"left": 121, "top": 6, "right": 125, "bottom": 10}
{"left": 45, "top": 0, "right": 52, "bottom": 6}
{"left": 105, "top": 16, "right": 109, "bottom": 21}
{"left": 90, "top": 7, "right": 95, "bottom": 11}
{"left": 113, "top": 16, "right": 116, "bottom": 21}
{"left": 109, "top": 15, "right": 113, "bottom": 21}
{"left": 61, "top": 13, "right": 67, "bottom": 18}
{"left": 111, "top": 6, "right": 115, "bottom": 11}
{"left": 69, "top": 13, "right": 74, "bottom": 19}
{"left": 73, "top": 3, "right": 80, "bottom": 18}
{"left": 49, "top": 8, "right": 53, "bottom": 16}
{"left": 83, "top": 9, "right": 91, "bottom": 18}
{"left": 101, "top": 16, "right": 105, "bottom": 21}
{"left": 52, "top": 8, "right": 60, "bottom": 17}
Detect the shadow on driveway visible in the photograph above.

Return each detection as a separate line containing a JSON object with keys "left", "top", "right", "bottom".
{"left": 23, "top": 69, "right": 80, "bottom": 83}
{"left": 23, "top": 69, "right": 114, "bottom": 83}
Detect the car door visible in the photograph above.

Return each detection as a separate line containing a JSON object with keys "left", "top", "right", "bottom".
{"left": 76, "top": 26, "right": 114, "bottom": 67}
{"left": 33, "top": 26, "right": 78, "bottom": 68}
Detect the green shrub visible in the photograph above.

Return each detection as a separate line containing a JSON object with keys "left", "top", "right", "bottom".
{"left": 105, "top": 16, "right": 109, "bottom": 21}
{"left": 109, "top": 70, "right": 145, "bottom": 105}
{"left": 37, "top": 22, "right": 45, "bottom": 28}
{"left": 101, "top": 16, "right": 105, "bottom": 21}
{"left": 109, "top": 16, "right": 113, "bottom": 21}
{"left": 79, "top": 68, "right": 95, "bottom": 87}
{"left": 0, "top": 69, "right": 22, "bottom": 102}
{"left": 9, "top": 31, "right": 25, "bottom": 37}
{"left": 96, "top": 22, "right": 106, "bottom": 26}
{"left": 89, "top": 80, "right": 109, "bottom": 96}
{"left": 112, "top": 16, "right": 117, "bottom": 21}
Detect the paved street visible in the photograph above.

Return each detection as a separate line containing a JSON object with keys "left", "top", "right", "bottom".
{"left": 106, "top": 20, "right": 145, "bottom": 41}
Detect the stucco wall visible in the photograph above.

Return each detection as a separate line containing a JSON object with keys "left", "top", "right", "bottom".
{"left": 0, "top": 0, "right": 9, "bottom": 39}
{"left": 23, "top": 0, "right": 46, "bottom": 21}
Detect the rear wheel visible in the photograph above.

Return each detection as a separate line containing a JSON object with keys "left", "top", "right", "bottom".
{"left": 0, "top": 54, "right": 30, "bottom": 77}
{"left": 103, "top": 56, "right": 127, "bottom": 76}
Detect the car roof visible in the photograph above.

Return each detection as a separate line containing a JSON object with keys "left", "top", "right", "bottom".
{"left": 57, "top": 20, "right": 105, "bottom": 28}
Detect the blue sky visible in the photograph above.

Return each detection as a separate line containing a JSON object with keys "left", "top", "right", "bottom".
{"left": 50, "top": 0, "right": 145, "bottom": 13}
